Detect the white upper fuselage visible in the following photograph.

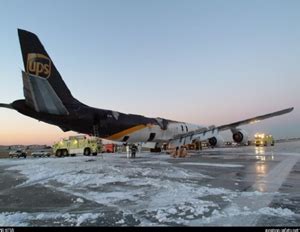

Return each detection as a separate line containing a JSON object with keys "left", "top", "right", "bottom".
{"left": 111, "top": 121, "right": 205, "bottom": 144}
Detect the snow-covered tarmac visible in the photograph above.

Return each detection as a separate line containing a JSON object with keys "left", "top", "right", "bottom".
{"left": 0, "top": 141, "right": 299, "bottom": 226}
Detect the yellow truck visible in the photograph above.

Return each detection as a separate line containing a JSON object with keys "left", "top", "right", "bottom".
{"left": 53, "top": 135, "right": 102, "bottom": 157}
{"left": 254, "top": 133, "right": 274, "bottom": 147}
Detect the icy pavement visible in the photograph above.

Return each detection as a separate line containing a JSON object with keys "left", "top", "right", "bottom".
{"left": 0, "top": 141, "right": 299, "bottom": 226}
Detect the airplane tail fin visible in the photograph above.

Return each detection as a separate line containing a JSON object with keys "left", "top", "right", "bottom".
{"left": 18, "top": 29, "right": 77, "bottom": 115}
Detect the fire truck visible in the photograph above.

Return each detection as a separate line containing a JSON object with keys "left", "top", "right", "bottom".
{"left": 254, "top": 133, "right": 275, "bottom": 147}
{"left": 53, "top": 135, "right": 102, "bottom": 157}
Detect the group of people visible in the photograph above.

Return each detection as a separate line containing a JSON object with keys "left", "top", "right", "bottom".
{"left": 126, "top": 144, "right": 138, "bottom": 158}
{"left": 171, "top": 146, "right": 188, "bottom": 158}
{"left": 125, "top": 144, "right": 188, "bottom": 158}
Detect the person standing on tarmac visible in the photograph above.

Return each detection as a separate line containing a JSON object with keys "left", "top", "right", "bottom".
{"left": 172, "top": 146, "right": 179, "bottom": 158}
{"left": 126, "top": 145, "right": 130, "bottom": 158}
{"left": 131, "top": 144, "right": 137, "bottom": 158}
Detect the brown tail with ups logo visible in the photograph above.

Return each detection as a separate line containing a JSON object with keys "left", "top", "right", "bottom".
{"left": 26, "top": 53, "right": 51, "bottom": 78}
{"left": 19, "top": 29, "right": 78, "bottom": 107}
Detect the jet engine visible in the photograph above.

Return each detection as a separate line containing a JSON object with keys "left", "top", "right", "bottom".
{"left": 232, "top": 129, "right": 248, "bottom": 144}
{"left": 208, "top": 135, "right": 224, "bottom": 147}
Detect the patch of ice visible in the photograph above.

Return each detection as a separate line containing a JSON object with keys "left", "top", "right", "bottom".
{"left": 180, "top": 162, "right": 243, "bottom": 168}
{"left": 156, "top": 209, "right": 168, "bottom": 223}
{"left": 154, "top": 208, "right": 188, "bottom": 224}
{"left": 61, "top": 213, "right": 77, "bottom": 224}
{"left": 141, "top": 161, "right": 170, "bottom": 165}
{"left": 195, "top": 205, "right": 296, "bottom": 225}
{"left": 167, "top": 208, "right": 177, "bottom": 215}
{"left": 0, "top": 212, "right": 32, "bottom": 226}
{"left": 258, "top": 207, "right": 295, "bottom": 216}
{"left": 148, "top": 199, "right": 218, "bottom": 225}
{"left": 76, "top": 213, "right": 102, "bottom": 226}
{"left": 6, "top": 156, "right": 212, "bottom": 190}
{"left": 36, "top": 212, "right": 63, "bottom": 221}
{"left": 0, "top": 211, "right": 105, "bottom": 226}
{"left": 76, "top": 198, "right": 84, "bottom": 203}
{"left": 36, "top": 213, "right": 46, "bottom": 220}
{"left": 241, "top": 191, "right": 275, "bottom": 197}
{"left": 116, "top": 219, "right": 125, "bottom": 224}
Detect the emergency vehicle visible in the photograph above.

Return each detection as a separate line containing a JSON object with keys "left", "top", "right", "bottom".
{"left": 53, "top": 135, "right": 102, "bottom": 157}
{"left": 254, "top": 133, "right": 274, "bottom": 147}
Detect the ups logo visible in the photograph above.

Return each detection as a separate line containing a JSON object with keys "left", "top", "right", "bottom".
{"left": 27, "top": 53, "right": 51, "bottom": 78}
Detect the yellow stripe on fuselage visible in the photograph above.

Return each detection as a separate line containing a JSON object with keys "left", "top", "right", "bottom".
{"left": 106, "top": 124, "right": 149, "bottom": 141}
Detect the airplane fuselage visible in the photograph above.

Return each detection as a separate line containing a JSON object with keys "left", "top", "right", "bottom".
{"left": 12, "top": 99, "right": 204, "bottom": 144}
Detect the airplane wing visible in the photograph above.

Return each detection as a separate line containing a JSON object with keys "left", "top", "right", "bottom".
{"left": 168, "top": 107, "right": 294, "bottom": 148}
{"left": 216, "top": 107, "right": 294, "bottom": 131}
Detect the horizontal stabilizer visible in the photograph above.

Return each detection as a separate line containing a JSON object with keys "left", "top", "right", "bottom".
{"left": 0, "top": 103, "right": 13, "bottom": 109}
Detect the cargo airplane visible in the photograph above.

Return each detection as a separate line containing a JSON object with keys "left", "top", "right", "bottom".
{"left": 0, "top": 29, "right": 294, "bottom": 153}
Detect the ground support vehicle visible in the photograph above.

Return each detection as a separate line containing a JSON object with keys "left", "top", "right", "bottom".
{"left": 255, "top": 133, "right": 274, "bottom": 146}
{"left": 31, "top": 151, "right": 51, "bottom": 158}
{"left": 9, "top": 150, "right": 27, "bottom": 158}
{"left": 53, "top": 135, "right": 102, "bottom": 157}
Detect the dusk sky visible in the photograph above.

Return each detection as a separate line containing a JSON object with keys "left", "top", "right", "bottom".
{"left": 0, "top": 0, "right": 299, "bottom": 145}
